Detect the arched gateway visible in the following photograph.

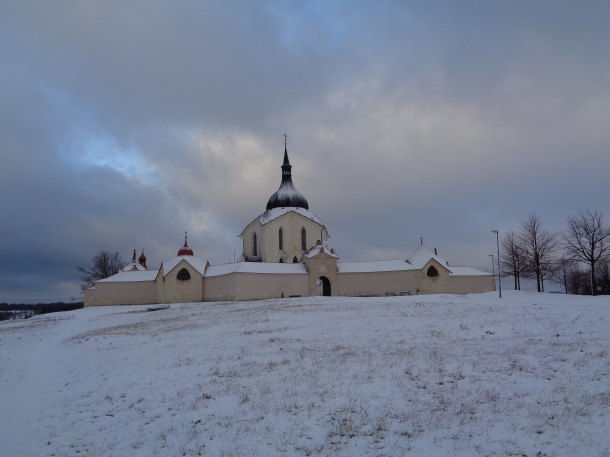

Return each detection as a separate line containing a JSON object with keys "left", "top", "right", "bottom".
{"left": 319, "top": 276, "right": 331, "bottom": 296}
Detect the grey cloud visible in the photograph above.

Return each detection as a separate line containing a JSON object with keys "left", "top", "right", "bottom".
{"left": 1, "top": 1, "right": 609, "bottom": 301}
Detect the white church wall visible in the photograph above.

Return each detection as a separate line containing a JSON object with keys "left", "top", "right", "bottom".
{"left": 419, "top": 259, "right": 453, "bottom": 294}
{"left": 87, "top": 281, "right": 158, "bottom": 306}
{"left": 203, "top": 274, "right": 237, "bottom": 301}
{"left": 261, "top": 212, "right": 326, "bottom": 263}
{"left": 161, "top": 261, "right": 204, "bottom": 303}
{"left": 234, "top": 272, "right": 309, "bottom": 300}
{"left": 241, "top": 218, "right": 263, "bottom": 260}
{"left": 445, "top": 275, "right": 496, "bottom": 294}
{"left": 337, "top": 270, "right": 421, "bottom": 297}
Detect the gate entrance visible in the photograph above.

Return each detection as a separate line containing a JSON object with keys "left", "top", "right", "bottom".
{"left": 319, "top": 276, "right": 331, "bottom": 296}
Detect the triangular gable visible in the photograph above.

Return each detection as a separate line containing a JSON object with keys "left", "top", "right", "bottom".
{"left": 303, "top": 244, "right": 338, "bottom": 260}
{"left": 421, "top": 257, "right": 452, "bottom": 275}
{"left": 408, "top": 245, "right": 450, "bottom": 270}
{"left": 155, "top": 256, "right": 210, "bottom": 280}
{"left": 239, "top": 214, "right": 262, "bottom": 238}
{"left": 239, "top": 208, "right": 329, "bottom": 238}
{"left": 260, "top": 207, "right": 323, "bottom": 226}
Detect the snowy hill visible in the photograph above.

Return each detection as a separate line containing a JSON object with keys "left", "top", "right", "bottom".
{"left": 1, "top": 292, "right": 609, "bottom": 456}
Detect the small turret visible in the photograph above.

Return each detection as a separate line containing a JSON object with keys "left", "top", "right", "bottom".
{"left": 177, "top": 231, "right": 194, "bottom": 256}
{"left": 138, "top": 250, "right": 147, "bottom": 269}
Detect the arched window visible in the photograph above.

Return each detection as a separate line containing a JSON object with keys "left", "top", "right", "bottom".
{"left": 426, "top": 266, "right": 439, "bottom": 277}
{"left": 279, "top": 257, "right": 283, "bottom": 263}
{"left": 293, "top": 256, "right": 299, "bottom": 263}
{"left": 177, "top": 268, "right": 191, "bottom": 281}
{"left": 279, "top": 227, "right": 284, "bottom": 251}
{"left": 252, "top": 233, "right": 258, "bottom": 257}
{"left": 301, "top": 227, "right": 307, "bottom": 250}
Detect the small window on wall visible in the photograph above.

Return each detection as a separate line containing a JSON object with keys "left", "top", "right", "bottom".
{"left": 177, "top": 268, "right": 191, "bottom": 281}
{"left": 301, "top": 227, "right": 307, "bottom": 250}
{"left": 293, "top": 256, "right": 298, "bottom": 263}
{"left": 279, "top": 227, "right": 284, "bottom": 251}
{"left": 252, "top": 233, "right": 258, "bottom": 257}
{"left": 426, "top": 266, "right": 439, "bottom": 277}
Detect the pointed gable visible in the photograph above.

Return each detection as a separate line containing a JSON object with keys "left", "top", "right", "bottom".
{"left": 407, "top": 245, "right": 452, "bottom": 274}
{"left": 157, "top": 256, "right": 210, "bottom": 280}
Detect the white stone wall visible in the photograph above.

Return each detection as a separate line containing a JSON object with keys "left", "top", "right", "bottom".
{"left": 242, "top": 212, "right": 327, "bottom": 263}
{"left": 84, "top": 258, "right": 494, "bottom": 306}
{"left": 203, "top": 274, "right": 237, "bottom": 301}
{"left": 160, "top": 261, "right": 204, "bottom": 303}
{"left": 337, "top": 270, "right": 421, "bottom": 297}
{"left": 85, "top": 280, "right": 158, "bottom": 306}
{"left": 234, "top": 273, "right": 309, "bottom": 300}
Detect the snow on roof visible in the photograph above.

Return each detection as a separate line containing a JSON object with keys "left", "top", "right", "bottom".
{"left": 338, "top": 260, "right": 415, "bottom": 273}
{"left": 121, "top": 262, "right": 146, "bottom": 272}
{"left": 161, "top": 256, "right": 209, "bottom": 277}
{"left": 407, "top": 246, "right": 491, "bottom": 276}
{"left": 407, "top": 245, "right": 450, "bottom": 270}
{"left": 305, "top": 244, "right": 337, "bottom": 259}
{"left": 205, "top": 262, "right": 307, "bottom": 277}
{"left": 449, "top": 266, "right": 492, "bottom": 276}
{"left": 260, "top": 207, "right": 323, "bottom": 226}
{"left": 97, "top": 270, "right": 159, "bottom": 283}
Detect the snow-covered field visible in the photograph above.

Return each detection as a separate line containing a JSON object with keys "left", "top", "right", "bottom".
{"left": 1, "top": 292, "right": 609, "bottom": 457}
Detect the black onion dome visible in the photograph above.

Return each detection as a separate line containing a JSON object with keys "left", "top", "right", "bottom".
{"left": 266, "top": 145, "right": 309, "bottom": 211}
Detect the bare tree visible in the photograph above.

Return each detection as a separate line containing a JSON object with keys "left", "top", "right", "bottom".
{"left": 563, "top": 209, "right": 610, "bottom": 296}
{"left": 78, "top": 250, "right": 126, "bottom": 288}
{"left": 555, "top": 255, "right": 576, "bottom": 294}
{"left": 501, "top": 231, "right": 524, "bottom": 290}
{"left": 567, "top": 264, "right": 589, "bottom": 295}
{"left": 597, "top": 259, "right": 610, "bottom": 295}
{"left": 518, "top": 212, "right": 558, "bottom": 292}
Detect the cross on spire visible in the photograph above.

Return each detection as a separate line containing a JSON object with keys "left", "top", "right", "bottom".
{"left": 283, "top": 133, "right": 287, "bottom": 147}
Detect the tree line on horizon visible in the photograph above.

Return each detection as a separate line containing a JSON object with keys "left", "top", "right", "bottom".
{"left": 500, "top": 209, "right": 610, "bottom": 296}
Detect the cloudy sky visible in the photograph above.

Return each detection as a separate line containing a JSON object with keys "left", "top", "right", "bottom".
{"left": 1, "top": 1, "right": 609, "bottom": 302}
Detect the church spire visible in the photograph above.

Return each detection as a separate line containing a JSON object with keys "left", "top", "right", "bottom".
{"left": 265, "top": 134, "right": 309, "bottom": 211}
{"left": 281, "top": 133, "right": 292, "bottom": 181}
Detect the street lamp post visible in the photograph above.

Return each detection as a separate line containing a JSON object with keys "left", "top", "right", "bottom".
{"left": 491, "top": 230, "right": 502, "bottom": 298}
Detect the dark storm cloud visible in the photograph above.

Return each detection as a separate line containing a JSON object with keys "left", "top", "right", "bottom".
{"left": 1, "top": 1, "right": 609, "bottom": 301}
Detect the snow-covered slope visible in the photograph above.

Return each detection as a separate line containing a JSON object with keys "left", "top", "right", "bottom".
{"left": 1, "top": 292, "right": 609, "bottom": 456}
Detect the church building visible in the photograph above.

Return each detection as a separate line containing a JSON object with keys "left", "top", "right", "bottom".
{"left": 84, "top": 140, "right": 494, "bottom": 306}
